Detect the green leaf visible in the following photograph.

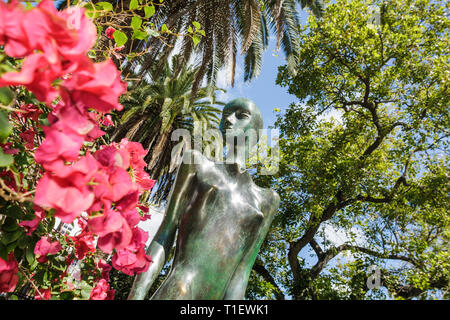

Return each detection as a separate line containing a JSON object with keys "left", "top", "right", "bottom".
{"left": 46, "top": 217, "right": 56, "bottom": 233}
{"left": 60, "top": 291, "right": 75, "bottom": 300}
{"left": 187, "top": 26, "right": 193, "bottom": 34}
{"left": 133, "top": 30, "right": 148, "bottom": 40}
{"left": 2, "top": 205, "right": 22, "bottom": 219}
{"left": 83, "top": 3, "right": 101, "bottom": 19}
{"left": 192, "top": 35, "right": 200, "bottom": 47}
{"left": 131, "top": 16, "right": 142, "bottom": 31}
{"left": 192, "top": 21, "right": 201, "bottom": 30}
{"left": 121, "top": 106, "right": 140, "bottom": 122}
{"left": 129, "top": 0, "right": 138, "bottom": 10}
{"left": 0, "top": 148, "right": 13, "bottom": 167}
{"left": 113, "top": 30, "right": 128, "bottom": 47}
{"left": 97, "top": 1, "right": 113, "bottom": 11}
{"left": 80, "top": 281, "right": 93, "bottom": 299}
{"left": 0, "top": 110, "right": 12, "bottom": 141}
{"left": 1, "top": 217, "right": 19, "bottom": 232}
{"left": 1, "top": 229, "right": 25, "bottom": 245}
{"left": 0, "top": 242, "right": 7, "bottom": 261}
{"left": 0, "top": 86, "right": 14, "bottom": 106}
{"left": 144, "top": 5, "right": 155, "bottom": 18}
{"left": 147, "top": 29, "right": 160, "bottom": 37}
{"left": 17, "top": 234, "right": 29, "bottom": 249}
{"left": 161, "top": 24, "right": 168, "bottom": 33}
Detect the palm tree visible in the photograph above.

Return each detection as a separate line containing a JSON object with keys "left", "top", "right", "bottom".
{"left": 111, "top": 55, "right": 224, "bottom": 203}
{"left": 129, "top": 0, "right": 324, "bottom": 95}
{"left": 58, "top": 1, "right": 323, "bottom": 96}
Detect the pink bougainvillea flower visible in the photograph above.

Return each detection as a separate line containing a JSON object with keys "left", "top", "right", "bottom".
{"left": 50, "top": 153, "right": 99, "bottom": 188}
{"left": 111, "top": 227, "right": 152, "bottom": 276}
{"left": 135, "top": 169, "right": 156, "bottom": 191}
{"left": 19, "top": 206, "right": 45, "bottom": 235}
{"left": 117, "top": 139, "right": 155, "bottom": 191}
{"left": 34, "top": 287, "right": 51, "bottom": 300}
{"left": 19, "top": 128, "right": 36, "bottom": 149}
{"left": 49, "top": 5, "right": 97, "bottom": 59}
{"left": 21, "top": 0, "right": 96, "bottom": 61}
{"left": 91, "top": 166, "right": 135, "bottom": 203}
{"left": 114, "top": 45, "right": 124, "bottom": 52}
{"left": 121, "top": 208, "right": 142, "bottom": 229}
{"left": 96, "top": 259, "right": 112, "bottom": 281}
{"left": 51, "top": 100, "right": 105, "bottom": 143}
{"left": 0, "top": 253, "right": 19, "bottom": 293}
{"left": 54, "top": 101, "right": 95, "bottom": 136}
{"left": 34, "top": 236, "right": 62, "bottom": 263}
{"left": 112, "top": 245, "right": 152, "bottom": 276}
{"left": 115, "top": 190, "right": 139, "bottom": 215}
{"left": 0, "top": 53, "right": 60, "bottom": 103}
{"left": 0, "top": 0, "right": 30, "bottom": 57}
{"left": 107, "top": 167, "right": 136, "bottom": 202}
{"left": 34, "top": 173, "right": 94, "bottom": 223}
{"left": 89, "top": 279, "right": 115, "bottom": 300}
{"left": 0, "top": 0, "right": 97, "bottom": 102}
{"left": 15, "top": 103, "right": 43, "bottom": 123}
{"left": 0, "top": 170, "right": 18, "bottom": 191}
{"left": 0, "top": 142, "right": 19, "bottom": 155}
{"left": 138, "top": 205, "right": 152, "bottom": 221}
{"left": 88, "top": 209, "right": 133, "bottom": 253}
{"left": 70, "top": 232, "right": 96, "bottom": 260}
{"left": 34, "top": 121, "right": 85, "bottom": 167}
{"left": 94, "top": 145, "right": 130, "bottom": 170}
{"left": 100, "top": 114, "right": 114, "bottom": 127}
{"left": 105, "top": 27, "right": 115, "bottom": 39}
{"left": 128, "top": 227, "right": 150, "bottom": 252}
{"left": 119, "top": 138, "right": 147, "bottom": 169}
{"left": 63, "top": 59, "right": 127, "bottom": 113}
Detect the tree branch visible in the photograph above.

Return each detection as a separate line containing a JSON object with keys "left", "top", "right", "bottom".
{"left": 309, "top": 243, "right": 419, "bottom": 281}
{"left": 309, "top": 238, "right": 324, "bottom": 258}
{"left": 253, "top": 260, "right": 285, "bottom": 300}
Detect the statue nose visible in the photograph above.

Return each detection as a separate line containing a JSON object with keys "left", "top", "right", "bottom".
{"left": 226, "top": 113, "right": 237, "bottom": 125}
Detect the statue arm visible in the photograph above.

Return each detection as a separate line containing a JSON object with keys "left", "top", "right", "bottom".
{"left": 223, "top": 191, "right": 280, "bottom": 300}
{"left": 127, "top": 151, "right": 196, "bottom": 300}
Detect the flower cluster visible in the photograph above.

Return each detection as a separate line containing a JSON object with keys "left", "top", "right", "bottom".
{"left": 0, "top": 0, "right": 155, "bottom": 299}
{"left": 0, "top": 253, "right": 18, "bottom": 293}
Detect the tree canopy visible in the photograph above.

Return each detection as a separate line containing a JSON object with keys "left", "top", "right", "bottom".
{"left": 247, "top": 0, "right": 449, "bottom": 300}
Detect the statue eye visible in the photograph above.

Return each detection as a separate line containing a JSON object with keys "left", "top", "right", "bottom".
{"left": 237, "top": 112, "right": 250, "bottom": 119}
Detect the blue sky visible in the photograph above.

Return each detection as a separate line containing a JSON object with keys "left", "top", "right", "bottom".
{"left": 217, "top": 44, "right": 295, "bottom": 129}
{"left": 217, "top": 8, "right": 311, "bottom": 129}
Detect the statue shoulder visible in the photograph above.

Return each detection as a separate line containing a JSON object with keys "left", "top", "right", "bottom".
{"left": 179, "top": 149, "right": 212, "bottom": 172}
{"left": 253, "top": 184, "right": 280, "bottom": 216}
{"left": 266, "top": 189, "right": 280, "bottom": 211}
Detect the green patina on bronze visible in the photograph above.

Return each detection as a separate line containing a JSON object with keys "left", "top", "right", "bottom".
{"left": 128, "top": 98, "right": 280, "bottom": 300}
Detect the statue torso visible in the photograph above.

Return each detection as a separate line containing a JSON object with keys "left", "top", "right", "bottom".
{"left": 151, "top": 153, "right": 276, "bottom": 299}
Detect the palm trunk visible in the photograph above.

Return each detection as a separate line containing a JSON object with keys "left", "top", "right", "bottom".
{"left": 147, "top": 129, "right": 171, "bottom": 179}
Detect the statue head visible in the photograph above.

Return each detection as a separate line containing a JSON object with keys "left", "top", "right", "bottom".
{"left": 219, "top": 98, "right": 263, "bottom": 165}
{"left": 219, "top": 98, "right": 263, "bottom": 142}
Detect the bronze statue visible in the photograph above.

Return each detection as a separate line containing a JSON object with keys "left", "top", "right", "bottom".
{"left": 127, "top": 98, "right": 280, "bottom": 300}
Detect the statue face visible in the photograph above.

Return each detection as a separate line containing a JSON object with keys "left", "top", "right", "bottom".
{"left": 219, "top": 98, "right": 263, "bottom": 146}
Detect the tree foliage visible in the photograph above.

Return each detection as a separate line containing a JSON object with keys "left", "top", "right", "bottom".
{"left": 110, "top": 55, "right": 223, "bottom": 203}
{"left": 247, "top": 0, "right": 449, "bottom": 300}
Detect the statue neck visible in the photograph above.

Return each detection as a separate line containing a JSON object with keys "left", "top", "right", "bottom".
{"left": 224, "top": 144, "right": 248, "bottom": 171}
